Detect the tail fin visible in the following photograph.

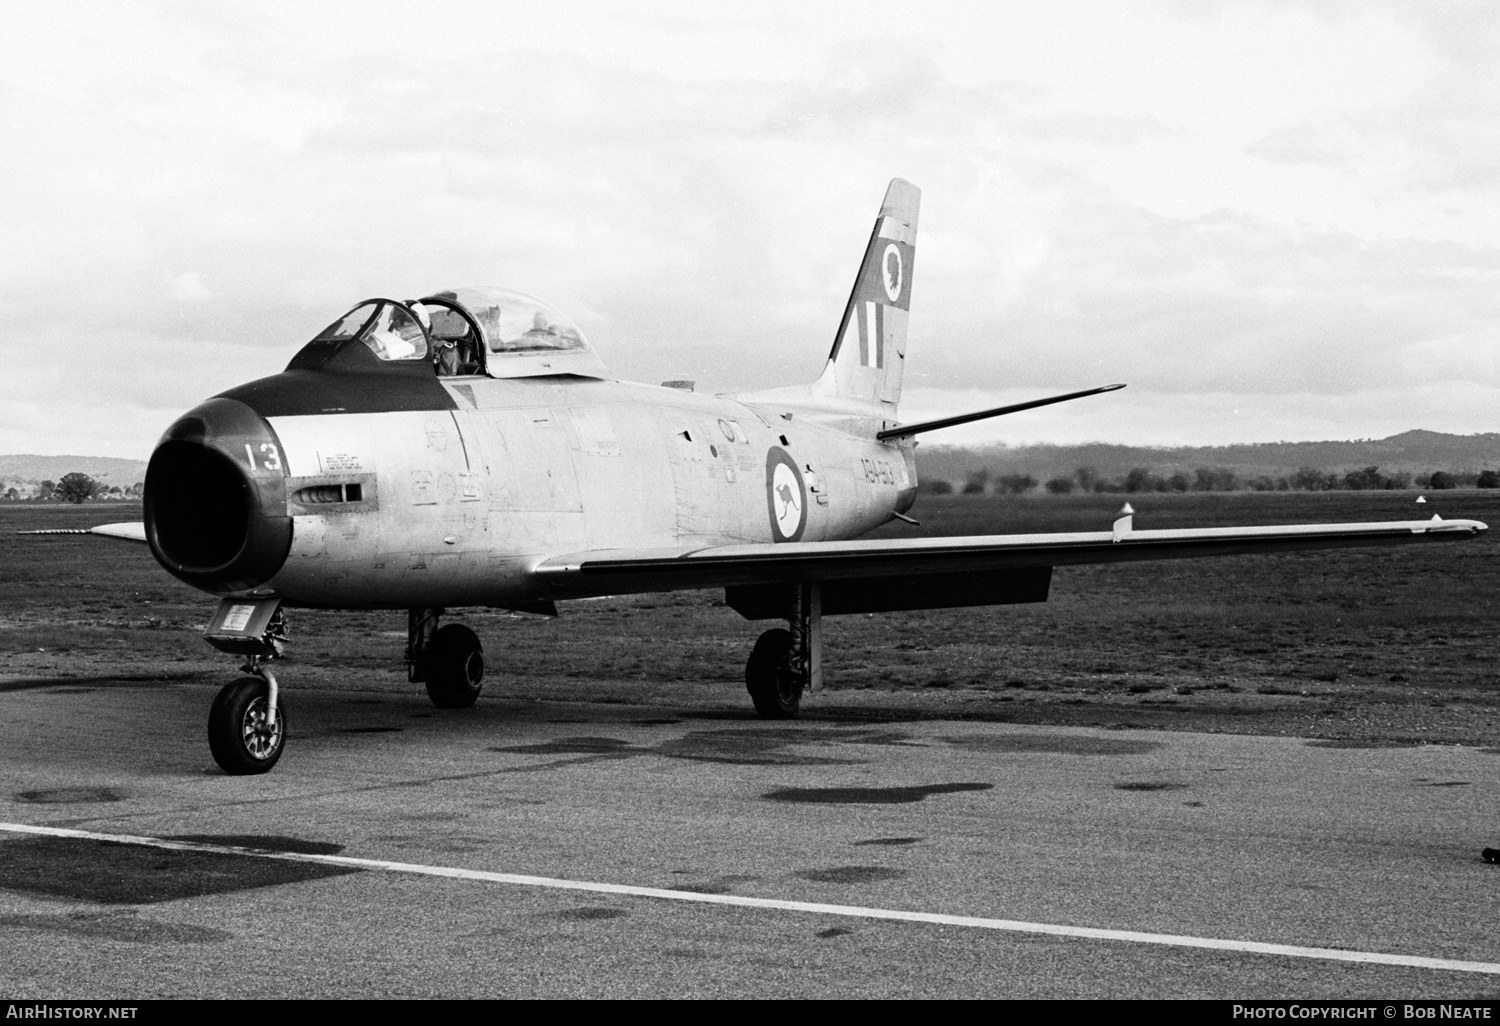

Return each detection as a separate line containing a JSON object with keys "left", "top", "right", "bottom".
{"left": 817, "top": 178, "right": 920, "bottom": 415}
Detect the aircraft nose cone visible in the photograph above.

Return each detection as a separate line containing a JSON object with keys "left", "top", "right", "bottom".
{"left": 144, "top": 398, "right": 292, "bottom": 593}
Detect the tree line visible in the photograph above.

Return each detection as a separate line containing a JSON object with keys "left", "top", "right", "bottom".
{"left": 12, "top": 465, "right": 1500, "bottom": 503}
{"left": 2, "top": 473, "right": 144, "bottom": 503}
{"left": 923, "top": 466, "right": 1500, "bottom": 496}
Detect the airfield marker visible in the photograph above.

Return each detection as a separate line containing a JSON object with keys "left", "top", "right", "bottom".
{"left": 2, "top": 821, "right": 1498, "bottom": 976}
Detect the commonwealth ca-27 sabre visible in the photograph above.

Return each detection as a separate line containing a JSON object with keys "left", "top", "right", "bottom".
{"left": 31, "top": 180, "right": 1486, "bottom": 773}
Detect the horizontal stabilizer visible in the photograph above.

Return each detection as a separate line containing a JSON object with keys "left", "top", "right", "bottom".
{"left": 18, "top": 522, "right": 147, "bottom": 544}
{"left": 876, "top": 384, "right": 1125, "bottom": 440}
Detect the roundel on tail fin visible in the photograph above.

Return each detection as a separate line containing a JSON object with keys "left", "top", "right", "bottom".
{"left": 765, "top": 448, "right": 806, "bottom": 542}
{"left": 882, "top": 244, "right": 902, "bottom": 303}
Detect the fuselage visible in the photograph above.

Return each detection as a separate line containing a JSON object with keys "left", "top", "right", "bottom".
{"left": 144, "top": 347, "right": 917, "bottom": 610}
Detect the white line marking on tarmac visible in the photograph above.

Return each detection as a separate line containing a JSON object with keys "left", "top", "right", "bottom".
{"left": 4, "top": 821, "right": 1496, "bottom": 975}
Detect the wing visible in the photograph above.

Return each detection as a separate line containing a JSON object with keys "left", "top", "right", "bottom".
{"left": 18, "top": 522, "right": 148, "bottom": 543}
{"left": 535, "top": 516, "right": 1486, "bottom": 616}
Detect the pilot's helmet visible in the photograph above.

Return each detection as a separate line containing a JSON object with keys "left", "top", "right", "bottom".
{"left": 408, "top": 303, "right": 432, "bottom": 332}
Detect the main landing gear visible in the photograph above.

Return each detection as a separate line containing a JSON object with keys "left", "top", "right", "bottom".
{"left": 745, "top": 583, "right": 821, "bottom": 719}
{"left": 405, "top": 607, "right": 485, "bottom": 708}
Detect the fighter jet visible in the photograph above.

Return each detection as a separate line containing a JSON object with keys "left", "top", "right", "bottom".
{"left": 35, "top": 179, "right": 1486, "bottom": 774}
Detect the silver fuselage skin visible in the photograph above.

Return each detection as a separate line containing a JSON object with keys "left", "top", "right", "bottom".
{"left": 259, "top": 376, "right": 915, "bottom": 609}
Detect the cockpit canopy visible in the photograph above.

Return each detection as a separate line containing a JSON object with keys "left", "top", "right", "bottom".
{"left": 315, "top": 301, "right": 428, "bottom": 362}
{"left": 309, "top": 288, "right": 606, "bottom": 379}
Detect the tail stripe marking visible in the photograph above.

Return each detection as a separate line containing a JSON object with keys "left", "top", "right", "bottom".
{"left": 861, "top": 302, "right": 872, "bottom": 367}
{"left": 857, "top": 301, "right": 885, "bottom": 369}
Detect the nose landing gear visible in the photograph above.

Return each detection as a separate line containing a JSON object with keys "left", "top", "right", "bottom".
{"left": 208, "top": 664, "right": 287, "bottom": 774}
{"left": 203, "top": 598, "right": 289, "bottom": 775}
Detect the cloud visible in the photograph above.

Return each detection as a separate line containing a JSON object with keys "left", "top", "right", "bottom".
{"left": 169, "top": 272, "right": 212, "bottom": 304}
{"left": 1246, "top": 124, "right": 1355, "bottom": 168}
{"left": 1, "top": 1, "right": 1498, "bottom": 459}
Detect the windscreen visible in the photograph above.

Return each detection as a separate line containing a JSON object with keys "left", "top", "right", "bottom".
{"left": 311, "top": 300, "right": 429, "bottom": 361}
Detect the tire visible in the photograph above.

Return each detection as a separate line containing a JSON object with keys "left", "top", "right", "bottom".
{"left": 746, "top": 628, "right": 802, "bottom": 719}
{"left": 424, "top": 623, "right": 484, "bottom": 708}
{"left": 208, "top": 678, "right": 287, "bottom": 775}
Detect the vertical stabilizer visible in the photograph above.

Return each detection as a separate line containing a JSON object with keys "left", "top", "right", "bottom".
{"left": 817, "top": 178, "right": 920, "bottom": 415}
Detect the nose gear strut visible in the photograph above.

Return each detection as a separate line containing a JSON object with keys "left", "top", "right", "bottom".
{"left": 203, "top": 598, "right": 289, "bottom": 774}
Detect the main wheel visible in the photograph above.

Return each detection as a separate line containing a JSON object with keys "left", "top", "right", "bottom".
{"left": 208, "top": 678, "right": 287, "bottom": 775}
{"left": 746, "top": 628, "right": 803, "bottom": 719}
{"left": 425, "top": 623, "right": 484, "bottom": 708}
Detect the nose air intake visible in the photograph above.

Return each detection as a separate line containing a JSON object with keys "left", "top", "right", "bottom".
{"left": 144, "top": 398, "right": 292, "bottom": 593}
{"left": 148, "top": 440, "right": 252, "bottom": 568}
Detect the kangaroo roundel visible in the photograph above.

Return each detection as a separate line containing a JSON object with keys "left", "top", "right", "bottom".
{"left": 765, "top": 448, "right": 806, "bottom": 542}
{"left": 882, "top": 243, "right": 903, "bottom": 303}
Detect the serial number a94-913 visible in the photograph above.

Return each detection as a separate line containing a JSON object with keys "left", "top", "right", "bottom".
{"left": 861, "top": 458, "right": 896, "bottom": 485}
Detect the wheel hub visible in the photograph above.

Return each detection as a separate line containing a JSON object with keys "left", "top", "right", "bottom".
{"left": 241, "top": 697, "right": 283, "bottom": 760}
{"left": 777, "top": 667, "right": 799, "bottom": 703}
{"left": 462, "top": 652, "right": 484, "bottom": 689}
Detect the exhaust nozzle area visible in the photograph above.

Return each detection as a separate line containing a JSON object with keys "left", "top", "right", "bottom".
{"left": 144, "top": 398, "right": 292, "bottom": 593}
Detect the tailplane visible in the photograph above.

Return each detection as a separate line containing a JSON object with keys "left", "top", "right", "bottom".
{"left": 815, "top": 178, "right": 920, "bottom": 416}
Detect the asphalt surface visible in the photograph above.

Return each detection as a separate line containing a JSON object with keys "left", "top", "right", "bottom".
{"left": 0, "top": 671, "right": 1497, "bottom": 999}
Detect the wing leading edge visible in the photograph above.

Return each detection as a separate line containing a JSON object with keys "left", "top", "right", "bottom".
{"left": 535, "top": 516, "right": 1486, "bottom": 614}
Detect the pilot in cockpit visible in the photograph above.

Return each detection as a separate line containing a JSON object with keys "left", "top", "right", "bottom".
{"left": 433, "top": 339, "right": 459, "bottom": 376}
{"left": 421, "top": 306, "right": 479, "bottom": 376}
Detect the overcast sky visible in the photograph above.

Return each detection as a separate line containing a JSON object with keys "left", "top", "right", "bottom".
{"left": 3, "top": 0, "right": 1498, "bottom": 457}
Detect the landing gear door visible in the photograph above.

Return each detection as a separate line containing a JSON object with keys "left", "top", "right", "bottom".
{"left": 204, "top": 598, "right": 286, "bottom": 658}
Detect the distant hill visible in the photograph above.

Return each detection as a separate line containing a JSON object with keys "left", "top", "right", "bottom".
{"left": 0, "top": 455, "right": 148, "bottom": 486}
{"left": 915, "top": 430, "right": 1500, "bottom": 488}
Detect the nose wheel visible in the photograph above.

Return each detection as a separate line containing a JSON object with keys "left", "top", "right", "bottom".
{"left": 208, "top": 675, "right": 287, "bottom": 774}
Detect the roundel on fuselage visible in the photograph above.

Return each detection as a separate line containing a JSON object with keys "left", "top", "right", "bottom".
{"left": 765, "top": 448, "right": 806, "bottom": 542}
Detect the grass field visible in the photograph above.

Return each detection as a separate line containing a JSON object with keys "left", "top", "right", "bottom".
{"left": 4, "top": 490, "right": 1500, "bottom": 745}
